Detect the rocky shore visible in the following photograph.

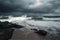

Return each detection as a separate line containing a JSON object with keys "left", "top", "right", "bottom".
{"left": 0, "top": 21, "right": 60, "bottom": 40}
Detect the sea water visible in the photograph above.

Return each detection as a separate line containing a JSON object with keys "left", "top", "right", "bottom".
{"left": 0, "top": 12, "right": 60, "bottom": 40}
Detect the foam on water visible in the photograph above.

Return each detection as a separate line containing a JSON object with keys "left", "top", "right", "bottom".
{"left": 0, "top": 15, "right": 60, "bottom": 35}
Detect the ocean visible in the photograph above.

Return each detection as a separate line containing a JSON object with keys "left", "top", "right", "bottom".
{"left": 0, "top": 12, "right": 60, "bottom": 40}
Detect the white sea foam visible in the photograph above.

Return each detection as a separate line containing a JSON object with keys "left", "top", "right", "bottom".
{"left": 0, "top": 15, "right": 60, "bottom": 34}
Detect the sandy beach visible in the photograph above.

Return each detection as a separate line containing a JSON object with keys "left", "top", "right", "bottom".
{"left": 10, "top": 29, "right": 45, "bottom": 40}
{"left": 10, "top": 29, "right": 60, "bottom": 40}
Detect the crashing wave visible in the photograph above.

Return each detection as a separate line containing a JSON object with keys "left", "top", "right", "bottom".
{"left": 0, "top": 15, "right": 60, "bottom": 35}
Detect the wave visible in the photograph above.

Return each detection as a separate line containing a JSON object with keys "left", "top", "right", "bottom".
{"left": 0, "top": 15, "right": 60, "bottom": 35}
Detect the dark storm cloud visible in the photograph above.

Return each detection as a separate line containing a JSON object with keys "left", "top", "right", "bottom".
{"left": 0, "top": 0, "right": 24, "bottom": 12}
{"left": 0, "top": 0, "right": 60, "bottom": 13}
{"left": 50, "top": 0, "right": 60, "bottom": 13}
{"left": 45, "top": 0, "right": 60, "bottom": 13}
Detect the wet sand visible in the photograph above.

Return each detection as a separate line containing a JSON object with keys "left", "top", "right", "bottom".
{"left": 10, "top": 29, "right": 60, "bottom": 40}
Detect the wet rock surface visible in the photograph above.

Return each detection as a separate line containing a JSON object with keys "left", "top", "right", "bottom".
{"left": 0, "top": 21, "right": 23, "bottom": 29}
{"left": 31, "top": 29, "right": 47, "bottom": 36}
{"left": 0, "top": 21, "right": 23, "bottom": 40}
{"left": 0, "top": 29, "right": 14, "bottom": 40}
{"left": 35, "top": 30, "right": 47, "bottom": 36}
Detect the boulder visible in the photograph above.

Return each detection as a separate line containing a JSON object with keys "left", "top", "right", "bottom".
{"left": 35, "top": 30, "right": 47, "bottom": 36}
{"left": 31, "top": 29, "right": 47, "bottom": 36}
{"left": 0, "top": 21, "right": 24, "bottom": 40}
{"left": 31, "top": 29, "right": 38, "bottom": 31}
{"left": 10, "top": 23, "right": 23, "bottom": 28}
{"left": 0, "top": 29, "right": 14, "bottom": 40}
{"left": 0, "top": 21, "right": 23, "bottom": 29}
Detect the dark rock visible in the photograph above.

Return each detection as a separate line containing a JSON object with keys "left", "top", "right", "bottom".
{"left": 35, "top": 30, "right": 47, "bottom": 36}
{"left": 10, "top": 23, "right": 23, "bottom": 28}
{"left": 0, "top": 21, "right": 23, "bottom": 29}
{"left": 0, "top": 29, "right": 14, "bottom": 40}
{"left": 0, "top": 21, "right": 11, "bottom": 29}
{"left": 31, "top": 29, "right": 47, "bottom": 36}
{"left": 0, "top": 21, "right": 24, "bottom": 40}
{"left": 31, "top": 29, "right": 38, "bottom": 31}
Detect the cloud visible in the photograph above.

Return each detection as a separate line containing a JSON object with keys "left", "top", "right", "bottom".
{"left": 0, "top": 0, "right": 60, "bottom": 13}
{"left": 0, "top": 0, "right": 24, "bottom": 12}
{"left": 48, "top": 0, "right": 60, "bottom": 13}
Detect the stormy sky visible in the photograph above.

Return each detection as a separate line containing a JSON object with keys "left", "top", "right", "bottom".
{"left": 0, "top": 0, "right": 60, "bottom": 13}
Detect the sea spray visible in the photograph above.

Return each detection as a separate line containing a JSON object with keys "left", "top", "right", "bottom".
{"left": 0, "top": 15, "right": 60, "bottom": 35}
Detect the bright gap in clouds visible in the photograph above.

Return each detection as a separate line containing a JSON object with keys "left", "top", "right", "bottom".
{"left": 29, "top": 0, "right": 43, "bottom": 8}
